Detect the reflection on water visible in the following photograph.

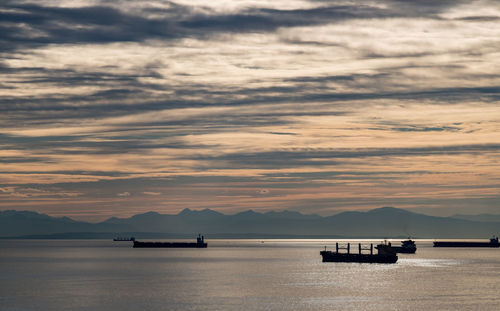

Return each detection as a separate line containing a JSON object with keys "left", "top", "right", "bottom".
{"left": 399, "top": 258, "right": 461, "bottom": 267}
{"left": 0, "top": 239, "right": 499, "bottom": 311}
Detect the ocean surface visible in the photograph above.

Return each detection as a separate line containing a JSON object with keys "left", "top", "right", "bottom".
{"left": 1, "top": 239, "right": 499, "bottom": 311}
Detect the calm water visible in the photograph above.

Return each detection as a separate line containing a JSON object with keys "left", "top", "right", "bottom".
{"left": 1, "top": 239, "right": 499, "bottom": 311}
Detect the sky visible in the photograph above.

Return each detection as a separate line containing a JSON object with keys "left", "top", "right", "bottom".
{"left": 1, "top": 0, "right": 500, "bottom": 221}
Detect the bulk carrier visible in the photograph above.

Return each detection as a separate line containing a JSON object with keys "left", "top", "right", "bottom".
{"left": 320, "top": 242, "right": 398, "bottom": 264}
{"left": 433, "top": 236, "right": 499, "bottom": 248}
{"left": 133, "top": 234, "right": 207, "bottom": 248}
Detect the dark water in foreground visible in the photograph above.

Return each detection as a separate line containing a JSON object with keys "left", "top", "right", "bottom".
{"left": 1, "top": 239, "right": 499, "bottom": 311}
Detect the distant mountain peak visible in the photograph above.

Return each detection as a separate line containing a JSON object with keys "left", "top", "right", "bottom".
{"left": 178, "top": 208, "right": 223, "bottom": 216}
{"left": 368, "top": 206, "right": 412, "bottom": 214}
{"left": 2, "top": 209, "right": 43, "bottom": 216}
{"left": 199, "top": 208, "right": 223, "bottom": 215}
{"left": 265, "top": 210, "right": 297, "bottom": 215}
{"left": 131, "top": 211, "right": 160, "bottom": 218}
{"left": 178, "top": 208, "right": 192, "bottom": 215}
{"left": 1, "top": 210, "right": 60, "bottom": 220}
{"left": 235, "top": 209, "right": 259, "bottom": 215}
{"left": 264, "top": 210, "right": 320, "bottom": 219}
{"left": 371, "top": 206, "right": 397, "bottom": 211}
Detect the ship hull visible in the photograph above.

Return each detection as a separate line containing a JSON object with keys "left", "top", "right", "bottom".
{"left": 433, "top": 241, "right": 499, "bottom": 248}
{"left": 391, "top": 246, "right": 416, "bottom": 254}
{"left": 320, "top": 251, "right": 398, "bottom": 263}
{"left": 133, "top": 241, "right": 207, "bottom": 248}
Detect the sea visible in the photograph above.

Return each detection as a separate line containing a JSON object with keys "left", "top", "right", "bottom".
{"left": 1, "top": 239, "right": 499, "bottom": 311}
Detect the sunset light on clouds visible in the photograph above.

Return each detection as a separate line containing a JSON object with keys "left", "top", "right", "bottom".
{"left": 1, "top": 0, "right": 500, "bottom": 221}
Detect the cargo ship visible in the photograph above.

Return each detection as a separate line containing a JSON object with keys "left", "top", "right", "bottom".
{"left": 133, "top": 234, "right": 207, "bottom": 248}
{"left": 320, "top": 242, "right": 398, "bottom": 264}
{"left": 433, "top": 236, "right": 499, "bottom": 248}
{"left": 391, "top": 239, "right": 417, "bottom": 254}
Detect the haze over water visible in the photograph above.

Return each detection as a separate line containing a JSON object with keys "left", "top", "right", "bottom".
{"left": 1, "top": 239, "right": 499, "bottom": 311}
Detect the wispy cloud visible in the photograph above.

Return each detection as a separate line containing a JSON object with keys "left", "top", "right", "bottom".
{"left": 143, "top": 191, "right": 161, "bottom": 196}
{"left": 1, "top": 0, "right": 500, "bottom": 220}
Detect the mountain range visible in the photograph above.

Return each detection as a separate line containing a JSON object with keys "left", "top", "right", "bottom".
{"left": 1, "top": 207, "right": 499, "bottom": 239}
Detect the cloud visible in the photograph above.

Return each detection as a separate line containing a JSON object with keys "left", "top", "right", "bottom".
{"left": 0, "top": 3, "right": 179, "bottom": 52}
{"left": 1, "top": 0, "right": 500, "bottom": 218}
{"left": 186, "top": 144, "right": 500, "bottom": 169}
{"left": 0, "top": 0, "right": 476, "bottom": 53}
{"left": 0, "top": 186, "right": 81, "bottom": 198}
{"left": 143, "top": 191, "right": 161, "bottom": 195}
{"left": 391, "top": 126, "right": 461, "bottom": 132}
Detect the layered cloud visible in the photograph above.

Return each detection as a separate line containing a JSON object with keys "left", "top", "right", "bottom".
{"left": 1, "top": 0, "right": 499, "bottom": 220}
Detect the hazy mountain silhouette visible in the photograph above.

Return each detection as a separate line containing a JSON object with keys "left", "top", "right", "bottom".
{"left": 451, "top": 213, "right": 500, "bottom": 223}
{"left": 0, "top": 210, "right": 132, "bottom": 237}
{"left": 1, "top": 207, "right": 499, "bottom": 238}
